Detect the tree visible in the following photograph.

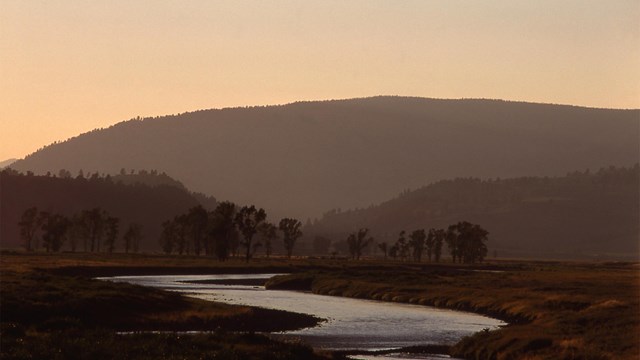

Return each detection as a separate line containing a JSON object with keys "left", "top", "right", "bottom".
{"left": 259, "top": 222, "right": 279, "bottom": 258}
{"left": 81, "top": 208, "right": 106, "bottom": 252}
{"left": 103, "top": 217, "right": 119, "bottom": 253}
{"left": 279, "top": 218, "right": 302, "bottom": 259}
{"left": 408, "top": 229, "right": 426, "bottom": 262}
{"left": 377, "top": 242, "right": 388, "bottom": 260}
{"left": 19, "top": 207, "right": 41, "bottom": 251}
{"left": 66, "top": 214, "right": 87, "bottom": 252}
{"left": 209, "top": 202, "right": 237, "bottom": 261}
{"left": 396, "top": 231, "right": 409, "bottom": 261}
{"left": 389, "top": 243, "right": 399, "bottom": 260}
{"left": 186, "top": 206, "right": 208, "bottom": 256}
{"left": 174, "top": 214, "right": 189, "bottom": 255}
{"left": 234, "top": 205, "right": 267, "bottom": 262}
{"left": 433, "top": 228, "right": 445, "bottom": 262}
{"left": 446, "top": 221, "right": 489, "bottom": 264}
{"left": 123, "top": 223, "right": 142, "bottom": 253}
{"left": 425, "top": 229, "right": 435, "bottom": 262}
{"left": 40, "top": 213, "right": 70, "bottom": 252}
{"left": 347, "top": 228, "right": 373, "bottom": 260}
{"left": 160, "top": 219, "right": 177, "bottom": 254}
{"left": 445, "top": 226, "right": 461, "bottom": 263}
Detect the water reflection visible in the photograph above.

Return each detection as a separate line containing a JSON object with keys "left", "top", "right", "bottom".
{"left": 102, "top": 274, "right": 503, "bottom": 357}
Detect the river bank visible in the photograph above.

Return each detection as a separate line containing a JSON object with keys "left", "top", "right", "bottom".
{"left": 264, "top": 263, "right": 639, "bottom": 359}
{"left": 0, "top": 254, "right": 333, "bottom": 360}
{"left": 1, "top": 252, "right": 637, "bottom": 359}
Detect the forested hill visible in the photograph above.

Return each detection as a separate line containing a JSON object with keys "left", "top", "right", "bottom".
{"left": 0, "top": 170, "right": 217, "bottom": 250}
{"left": 9, "top": 96, "right": 640, "bottom": 220}
{"left": 306, "top": 165, "right": 640, "bottom": 260}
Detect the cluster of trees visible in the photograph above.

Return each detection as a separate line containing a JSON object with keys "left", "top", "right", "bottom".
{"left": 160, "top": 203, "right": 303, "bottom": 261}
{"left": 308, "top": 165, "right": 639, "bottom": 260}
{"left": 18, "top": 206, "right": 143, "bottom": 253}
{"left": 348, "top": 221, "right": 488, "bottom": 264}
{"left": 1, "top": 169, "right": 215, "bottom": 250}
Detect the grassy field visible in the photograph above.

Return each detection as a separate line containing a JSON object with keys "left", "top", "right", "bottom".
{"left": 0, "top": 252, "right": 332, "bottom": 360}
{"left": 1, "top": 252, "right": 638, "bottom": 359}
{"left": 266, "top": 261, "right": 640, "bottom": 359}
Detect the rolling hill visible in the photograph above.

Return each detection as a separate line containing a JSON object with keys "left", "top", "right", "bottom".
{"left": 9, "top": 96, "right": 639, "bottom": 220}
{"left": 305, "top": 165, "right": 639, "bottom": 260}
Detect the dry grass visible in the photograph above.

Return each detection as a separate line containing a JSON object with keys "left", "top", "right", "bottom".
{"left": 266, "top": 261, "right": 640, "bottom": 359}
{"left": 2, "top": 252, "right": 638, "bottom": 359}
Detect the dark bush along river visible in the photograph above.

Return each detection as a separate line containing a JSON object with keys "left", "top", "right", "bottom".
{"left": 102, "top": 274, "right": 504, "bottom": 359}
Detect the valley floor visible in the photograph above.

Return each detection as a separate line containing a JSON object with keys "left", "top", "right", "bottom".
{"left": 1, "top": 252, "right": 638, "bottom": 360}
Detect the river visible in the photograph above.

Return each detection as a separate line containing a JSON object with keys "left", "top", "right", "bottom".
{"left": 102, "top": 274, "right": 505, "bottom": 359}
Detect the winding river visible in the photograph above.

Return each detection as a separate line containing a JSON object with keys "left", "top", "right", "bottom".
{"left": 103, "top": 274, "right": 504, "bottom": 359}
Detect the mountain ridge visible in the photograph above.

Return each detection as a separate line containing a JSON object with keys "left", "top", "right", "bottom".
{"left": 10, "top": 96, "right": 640, "bottom": 220}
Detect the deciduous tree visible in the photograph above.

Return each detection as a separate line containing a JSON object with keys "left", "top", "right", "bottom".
{"left": 234, "top": 205, "right": 267, "bottom": 262}
{"left": 279, "top": 218, "right": 302, "bottom": 259}
{"left": 347, "top": 228, "right": 373, "bottom": 260}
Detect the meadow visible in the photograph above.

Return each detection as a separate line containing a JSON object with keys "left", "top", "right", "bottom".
{"left": 1, "top": 252, "right": 638, "bottom": 359}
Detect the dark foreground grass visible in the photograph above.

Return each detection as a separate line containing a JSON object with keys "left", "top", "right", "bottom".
{"left": 266, "top": 262, "right": 640, "bottom": 360}
{"left": 0, "top": 254, "right": 332, "bottom": 360}
{"left": 1, "top": 328, "right": 320, "bottom": 360}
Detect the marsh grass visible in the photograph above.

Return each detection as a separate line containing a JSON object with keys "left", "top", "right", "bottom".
{"left": 266, "top": 263, "right": 640, "bottom": 359}
{"left": 0, "top": 253, "right": 330, "bottom": 359}
{"left": 2, "top": 252, "right": 638, "bottom": 359}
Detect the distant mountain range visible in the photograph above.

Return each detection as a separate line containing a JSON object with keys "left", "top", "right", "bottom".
{"left": 9, "top": 96, "right": 640, "bottom": 220}
{"left": 305, "top": 165, "right": 639, "bottom": 260}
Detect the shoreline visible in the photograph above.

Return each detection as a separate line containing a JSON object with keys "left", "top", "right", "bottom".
{"left": 2, "top": 253, "right": 637, "bottom": 359}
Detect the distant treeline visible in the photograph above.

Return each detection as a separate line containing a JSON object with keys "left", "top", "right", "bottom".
{"left": 159, "top": 204, "right": 303, "bottom": 261}
{"left": 306, "top": 165, "right": 640, "bottom": 260}
{"left": 1, "top": 169, "right": 216, "bottom": 251}
{"left": 18, "top": 206, "right": 142, "bottom": 254}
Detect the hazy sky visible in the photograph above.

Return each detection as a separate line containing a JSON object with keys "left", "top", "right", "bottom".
{"left": 1, "top": 1, "right": 639, "bottom": 161}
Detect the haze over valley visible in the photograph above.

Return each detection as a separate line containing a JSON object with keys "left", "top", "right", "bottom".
{"left": 9, "top": 96, "right": 639, "bottom": 222}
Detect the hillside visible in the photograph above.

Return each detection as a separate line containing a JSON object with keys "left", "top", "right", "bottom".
{"left": 9, "top": 96, "right": 639, "bottom": 220}
{"left": 0, "top": 159, "right": 17, "bottom": 169}
{"left": 0, "top": 170, "right": 217, "bottom": 250}
{"left": 305, "top": 165, "right": 640, "bottom": 260}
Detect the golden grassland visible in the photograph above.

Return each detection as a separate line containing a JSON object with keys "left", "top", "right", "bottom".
{"left": 1, "top": 252, "right": 638, "bottom": 360}
{"left": 265, "top": 261, "right": 640, "bottom": 360}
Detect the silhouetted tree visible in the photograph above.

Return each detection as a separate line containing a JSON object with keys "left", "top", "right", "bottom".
{"left": 41, "top": 213, "right": 70, "bottom": 252}
{"left": 234, "top": 205, "right": 267, "bottom": 262}
{"left": 409, "top": 229, "right": 426, "bottom": 262}
{"left": 174, "top": 214, "right": 189, "bottom": 255}
{"left": 396, "top": 231, "right": 409, "bottom": 261}
{"left": 389, "top": 243, "right": 399, "bottom": 260}
{"left": 433, "top": 228, "right": 445, "bottom": 262}
{"left": 446, "top": 221, "right": 489, "bottom": 264}
{"left": 259, "top": 222, "right": 279, "bottom": 258}
{"left": 377, "top": 242, "right": 388, "bottom": 260}
{"left": 209, "top": 201, "right": 237, "bottom": 261}
{"left": 18, "top": 207, "right": 41, "bottom": 251}
{"left": 279, "top": 218, "right": 302, "bottom": 259}
{"left": 347, "top": 228, "right": 373, "bottom": 260}
{"left": 123, "top": 223, "right": 142, "bottom": 253}
{"left": 186, "top": 205, "right": 208, "bottom": 256}
{"left": 66, "top": 214, "right": 86, "bottom": 252}
{"left": 104, "top": 217, "right": 119, "bottom": 253}
{"left": 81, "top": 208, "right": 106, "bottom": 252}
{"left": 425, "top": 229, "right": 435, "bottom": 261}
{"left": 160, "top": 219, "right": 177, "bottom": 254}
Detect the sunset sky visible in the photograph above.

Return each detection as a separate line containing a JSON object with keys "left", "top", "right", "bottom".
{"left": 1, "top": 0, "right": 639, "bottom": 161}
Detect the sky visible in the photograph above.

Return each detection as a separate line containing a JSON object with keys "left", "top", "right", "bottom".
{"left": 1, "top": 0, "right": 639, "bottom": 161}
